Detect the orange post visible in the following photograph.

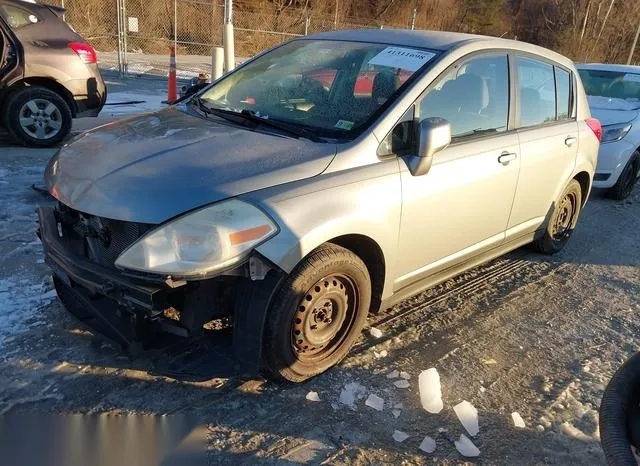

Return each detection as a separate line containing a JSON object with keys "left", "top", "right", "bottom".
{"left": 167, "top": 46, "right": 177, "bottom": 102}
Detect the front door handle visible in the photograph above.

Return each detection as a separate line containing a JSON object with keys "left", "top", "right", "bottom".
{"left": 498, "top": 152, "right": 517, "bottom": 165}
{"left": 565, "top": 136, "right": 577, "bottom": 147}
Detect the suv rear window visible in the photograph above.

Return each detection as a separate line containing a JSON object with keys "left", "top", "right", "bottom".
{"left": 0, "top": 4, "right": 39, "bottom": 29}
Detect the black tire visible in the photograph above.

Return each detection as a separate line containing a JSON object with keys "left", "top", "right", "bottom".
{"left": 2, "top": 86, "right": 72, "bottom": 148}
{"left": 533, "top": 179, "right": 582, "bottom": 255}
{"left": 607, "top": 152, "right": 639, "bottom": 201}
{"left": 263, "top": 243, "right": 371, "bottom": 382}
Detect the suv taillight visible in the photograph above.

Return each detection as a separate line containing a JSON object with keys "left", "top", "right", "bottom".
{"left": 586, "top": 118, "right": 602, "bottom": 142}
{"left": 68, "top": 42, "right": 97, "bottom": 64}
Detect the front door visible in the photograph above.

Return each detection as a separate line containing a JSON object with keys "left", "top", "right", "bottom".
{"left": 394, "top": 52, "right": 520, "bottom": 291}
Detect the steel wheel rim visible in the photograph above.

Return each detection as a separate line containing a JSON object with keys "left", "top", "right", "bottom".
{"left": 19, "top": 98, "right": 63, "bottom": 140}
{"left": 291, "top": 274, "right": 359, "bottom": 363}
{"left": 552, "top": 191, "right": 578, "bottom": 241}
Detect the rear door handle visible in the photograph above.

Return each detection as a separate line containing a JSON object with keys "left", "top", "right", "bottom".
{"left": 565, "top": 136, "right": 577, "bottom": 147}
{"left": 498, "top": 152, "right": 517, "bottom": 165}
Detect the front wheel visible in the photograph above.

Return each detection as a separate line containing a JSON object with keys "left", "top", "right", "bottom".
{"left": 607, "top": 152, "right": 639, "bottom": 201}
{"left": 263, "top": 244, "right": 371, "bottom": 382}
{"left": 2, "top": 86, "right": 72, "bottom": 148}
{"left": 533, "top": 179, "right": 583, "bottom": 255}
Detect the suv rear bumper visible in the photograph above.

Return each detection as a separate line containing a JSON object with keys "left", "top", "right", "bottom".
{"left": 62, "top": 64, "right": 107, "bottom": 117}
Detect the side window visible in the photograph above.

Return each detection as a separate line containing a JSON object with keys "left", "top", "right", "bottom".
{"left": 517, "top": 57, "right": 556, "bottom": 127}
{"left": 0, "top": 4, "right": 38, "bottom": 29}
{"left": 555, "top": 67, "right": 571, "bottom": 120}
{"left": 418, "top": 54, "right": 509, "bottom": 139}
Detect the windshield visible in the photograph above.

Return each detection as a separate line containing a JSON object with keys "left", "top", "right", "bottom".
{"left": 199, "top": 40, "right": 437, "bottom": 139}
{"left": 578, "top": 69, "right": 640, "bottom": 109}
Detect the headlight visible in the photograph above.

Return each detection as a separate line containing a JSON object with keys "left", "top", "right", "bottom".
{"left": 115, "top": 199, "right": 277, "bottom": 276}
{"left": 601, "top": 123, "right": 632, "bottom": 143}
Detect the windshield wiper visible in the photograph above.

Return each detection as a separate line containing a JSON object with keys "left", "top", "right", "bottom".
{"left": 190, "top": 98, "right": 323, "bottom": 142}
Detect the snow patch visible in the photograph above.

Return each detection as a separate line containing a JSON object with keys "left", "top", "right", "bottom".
{"left": 419, "top": 435, "right": 436, "bottom": 453}
{"left": 454, "top": 401, "right": 479, "bottom": 436}
{"left": 511, "top": 412, "right": 526, "bottom": 428}
{"left": 419, "top": 368, "right": 443, "bottom": 413}
{"left": 338, "top": 382, "right": 367, "bottom": 408}
{"left": 455, "top": 434, "right": 480, "bottom": 457}
{"left": 369, "top": 327, "right": 383, "bottom": 338}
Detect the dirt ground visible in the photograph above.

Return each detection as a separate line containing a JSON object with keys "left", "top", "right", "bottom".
{"left": 1, "top": 105, "right": 639, "bottom": 464}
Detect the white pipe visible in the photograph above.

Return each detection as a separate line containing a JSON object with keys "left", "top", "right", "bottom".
{"left": 223, "top": 0, "right": 234, "bottom": 72}
{"left": 212, "top": 47, "right": 224, "bottom": 80}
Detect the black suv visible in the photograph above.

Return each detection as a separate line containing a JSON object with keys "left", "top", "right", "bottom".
{"left": 0, "top": 0, "right": 106, "bottom": 147}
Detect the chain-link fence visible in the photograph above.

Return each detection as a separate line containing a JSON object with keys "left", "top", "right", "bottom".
{"left": 44, "top": 0, "right": 417, "bottom": 78}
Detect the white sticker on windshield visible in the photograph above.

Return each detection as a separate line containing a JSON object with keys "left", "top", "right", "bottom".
{"left": 623, "top": 73, "right": 640, "bottom": 83}
{"left": 368, "top": 47, "right": 435, "bottom": 72}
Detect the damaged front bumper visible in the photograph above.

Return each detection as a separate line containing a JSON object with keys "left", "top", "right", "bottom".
{"left": 37, "top": 205, "right": 285, "bottom": 373}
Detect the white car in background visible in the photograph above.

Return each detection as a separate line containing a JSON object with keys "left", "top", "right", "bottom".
{"left": 577, "top": 64, "right": 640, "bottom": 199}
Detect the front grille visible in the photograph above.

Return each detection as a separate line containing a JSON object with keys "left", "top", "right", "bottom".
{"left": 56, "top": 203, "right": 154, "bottom": 268}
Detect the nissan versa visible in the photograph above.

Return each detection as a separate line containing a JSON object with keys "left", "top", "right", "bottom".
{"left": 40, "top": 30, "right": 600, "bottom": 382}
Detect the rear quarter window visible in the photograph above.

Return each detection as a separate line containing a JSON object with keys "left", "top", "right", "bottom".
{"left": 0, "top": 4, "right": 39, "bottom": 29}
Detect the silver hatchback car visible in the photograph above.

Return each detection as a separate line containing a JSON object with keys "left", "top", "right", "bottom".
{"left": 40, "top": 30, "right": 600, "bottom": 382}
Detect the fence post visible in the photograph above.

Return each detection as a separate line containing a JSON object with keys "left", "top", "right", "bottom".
{"left": 410, "top": 8, "right": 417, "bottom": 30}
{"left": 628, "top": 23, "right": 640, "bottom": 65}
{"left": 174, "top": 0, "right": 178, "bottom": 54}
{"left": 304, "top": 16, "right": 310, "bottom": 35}
{"left": 122, "top": 0, "right": 128, "bottom": 76}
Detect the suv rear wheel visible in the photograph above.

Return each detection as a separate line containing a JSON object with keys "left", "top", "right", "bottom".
{"left": 3, "top": 86, "right": 72, "bottom": 148}
{"left": 263, "top": 244, "right": 371, "bottom": 382}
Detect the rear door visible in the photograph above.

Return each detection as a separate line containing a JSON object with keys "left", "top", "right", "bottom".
{"left": 506, "top": 55, "right": 578, "bottom": 237}
{"left": 0, "top": 5, "right": 22, "bottom": 87}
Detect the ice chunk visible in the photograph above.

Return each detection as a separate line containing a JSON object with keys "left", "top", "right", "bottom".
{"left": 455, "top": 434, "right": 480, "bottom": 457}
{"left": 511, "top": 412, "right": 526, "bottom": 428}
{"left": 437, "top": 427, "right": 448, "bottom": 433}
{"left": 305, "top": 391, "right": 320, "bottom": 402}
{"left": 369, "top": 327, "right": 383, "bottom": 338}
{"left": 392, "top": 430, "right": 409, "bottom": 442}
{"left": 454, "top": 401, "right": 479, "bottom": 436}
{"left": 374, "top": 350, "right": 388, "bottom": 358}
{"left": 365, "top": 394, "right": 384, "bottom": 411}
{"left": 394, "top": 379, "right": 410, "bottom": 389}
{"left": 400, "top": 371, "right": 411, "bottom": 380}
{"left": 386, "top": 370, "right": 400, "bottom": 379}
{"left": 394, "top": 403, "right": 403, "bottom": 409}
{"left": 392, "top": 409, "right": 401, "bottom": 418}
{"left": 479, "top": 386, "right": 486, "bottom": 393}
{"left": 418, "top": 368, "right": 443, "bottom": 413}
{"left": 419, "top": 435, "right": 436, "bottom": 453}
{"left": 338, "top": 382, "right": 366, "bottom": 408}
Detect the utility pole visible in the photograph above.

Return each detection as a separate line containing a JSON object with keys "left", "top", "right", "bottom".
{"left": 223, "top": 0, "right": 235, "bottom": 72}
{"left": 628, "top": 23, "right": 640, "bottom": 65}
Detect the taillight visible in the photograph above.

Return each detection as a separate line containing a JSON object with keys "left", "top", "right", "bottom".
{"left": 68, "top": 42, "right": 97, "bottom": 64}
{"left": 586, "top": 118, "right": 602, "bottom": 142}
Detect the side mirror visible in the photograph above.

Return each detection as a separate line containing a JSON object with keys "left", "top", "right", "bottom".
{"left": 406, "top": 117, "right": 451, "bottom": 176}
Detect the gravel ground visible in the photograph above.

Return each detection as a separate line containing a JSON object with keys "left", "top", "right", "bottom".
{"left": 1, "top": 93, "right": 639, "bottom": 464}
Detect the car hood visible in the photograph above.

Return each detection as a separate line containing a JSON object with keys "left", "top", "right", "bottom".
{"left": 46, "top": 106, "right": 337, "bottom": 223}
{"left": 587, "top": 96, "right": 639, "bottom": 126}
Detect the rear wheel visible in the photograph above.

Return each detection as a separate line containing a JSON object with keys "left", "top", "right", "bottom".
{"left": 2, "top": 86, "right": 72, "bottom": 148}
{"left": 607, "top": 152, "right": 639, "bottom": 201}
{"left": 533, "top": 179, "right": 582, "bottom": 255}
{"left": 263, "top": 244, "right": 371, "bottom": 382}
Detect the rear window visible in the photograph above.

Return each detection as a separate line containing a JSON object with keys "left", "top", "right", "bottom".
{"left": 0, "top": 4, "right": 39, "bottom": 29}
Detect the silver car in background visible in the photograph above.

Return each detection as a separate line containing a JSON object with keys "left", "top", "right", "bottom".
{"left": 578, "top": 63, "right": 640, "bottom": 199}
{"left": 40, "top": 30, "right": 600, "bottom": 382}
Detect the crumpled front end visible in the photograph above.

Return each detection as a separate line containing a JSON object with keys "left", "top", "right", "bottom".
{"left": 37, "top": 202, "right": 284, "bottom": 371}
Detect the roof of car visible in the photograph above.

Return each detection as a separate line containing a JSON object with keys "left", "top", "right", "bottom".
{"left": 577, "top": 63, "right": 640, "bottom": 73}
{"left": 304, "top": 28, "right": 573, "bottom": 66}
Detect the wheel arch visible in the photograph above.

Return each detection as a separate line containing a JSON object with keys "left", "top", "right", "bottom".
{"left": 327, "top": 234, "right": 386, "bottom": 315}
{"left": 573, "top": 171, "right": 591, "bottom": 206}
{"left": 3, "top": 78, "right": 77, "bottom": 116}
